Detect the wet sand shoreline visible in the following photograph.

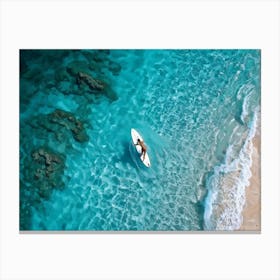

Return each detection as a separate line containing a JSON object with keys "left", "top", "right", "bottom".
{"left": 239, "top": 130, "right": 261, "bottom": 231}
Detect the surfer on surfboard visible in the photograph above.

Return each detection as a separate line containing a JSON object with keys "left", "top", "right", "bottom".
{"left": 131, "top": 128, "right": 151, "bottom": 167}
{"left": 135, "top": 138, "right": 147, "bottom": 160}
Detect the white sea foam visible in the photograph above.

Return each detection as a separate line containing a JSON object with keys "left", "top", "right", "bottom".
{"left": 236, "top": 83, "right": 255, "bottom": 100}
{"left": 204, "top": 107, "right": 260, "bottom": 230}
{"left": 236, "top": 83, "right": 258, "bottom": 125}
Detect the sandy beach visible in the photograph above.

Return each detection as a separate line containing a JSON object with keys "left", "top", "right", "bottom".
{"left": 239, "top": 129, "right": 261, "bottom": 231}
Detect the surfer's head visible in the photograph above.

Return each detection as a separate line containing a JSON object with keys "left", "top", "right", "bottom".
{"left": 137, "top": 138, "right": 140, "bottom": 143}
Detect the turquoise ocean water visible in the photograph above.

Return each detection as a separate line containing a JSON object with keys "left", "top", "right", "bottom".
{"left": 20, "top": 50, "right": 261, "bottom": 231}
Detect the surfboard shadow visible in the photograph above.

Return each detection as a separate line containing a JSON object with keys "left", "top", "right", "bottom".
{"left": 119, "top": 140, "right": 140, "bottom": 170}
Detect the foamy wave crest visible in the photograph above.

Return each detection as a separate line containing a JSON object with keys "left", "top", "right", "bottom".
{"left": 237, "top": 83, "right": 257, "bottom": 125}
{"left": 241, "top": 89, "right": 255, "bottom": 124}
{"left": 236, "top": 84, "right": 255, "bottom": 100}
{"left": 204, "top": 108, "right": 259, "bottom": 230}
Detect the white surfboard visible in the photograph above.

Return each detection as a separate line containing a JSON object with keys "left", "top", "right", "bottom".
{"left": 131, "top": 128, "right": 151, "bottom": 167}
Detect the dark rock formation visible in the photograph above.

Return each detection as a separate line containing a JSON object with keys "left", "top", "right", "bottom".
{"left": 19, "top": 147, "right": 65, "bottom": 230}
{"left": 31, "top": 147, "right": 65, "bottom": 198}
{"left": 20, "top": 146, "right": 66, "bottom": 229}
{"left": 75, "top": 71, "right": 118, "bottom": 101}
{"left": 65, "top": 59, "right": 119, "bottom": 101}
{"left": 32, "top": 147, "right": 65, "bottom": 197}
{"left": 47, "top": 109, "right": 89, "bottom": 143}
{"left": 77, "top": 72, "right": 105, "bottom": 91}
{"left": 27, "top": 109, "right": 89, "bottom": 146}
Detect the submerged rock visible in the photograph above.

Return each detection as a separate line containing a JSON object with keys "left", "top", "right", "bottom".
{"left": 64, "top": 58, "right": 119, "bottom": 101}
{"left": 32, "top": 147, "right": 64, "bottom": 179}
{"left": 48, "top": 109, "right": 89, "bottom": 143}
{"left": 20, "top": 146, "right": 66, "bottom": 230}
{"left": 31, "top": 147, "right": 65, "bottom": 198}
{"left": 27, "top": 109, "right": 89, "bottom": 147}
{"left": 76, "top": 71, "right": 118, "bottom": 101}
{"left": 77, "top": 72, "right": 105, "bottom": 91}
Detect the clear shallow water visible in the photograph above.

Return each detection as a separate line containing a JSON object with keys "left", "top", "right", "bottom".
{"left": 20, "top": 49, "right": 261, "bottom": 230}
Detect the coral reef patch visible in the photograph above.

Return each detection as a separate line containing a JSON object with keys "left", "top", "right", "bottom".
{"left": 48, "top": 109, "right": 89, "bottom": 143}
{"left": 20, "top": 147, "right": 65, "bottom": 230}
{"left": 77, "top": 72, "right": 105, "bottom": 91}
{"left": 27, "top": 109, "right": 89, "bottom": 145}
